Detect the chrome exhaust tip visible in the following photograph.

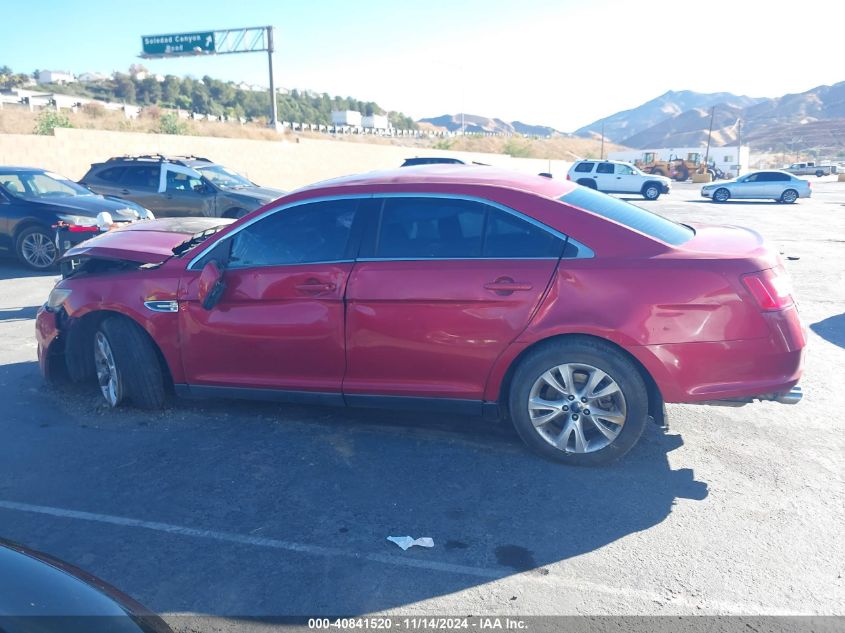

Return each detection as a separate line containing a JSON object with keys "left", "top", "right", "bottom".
{"left": 774, "top": 385, "right": 803, "bottom": 405}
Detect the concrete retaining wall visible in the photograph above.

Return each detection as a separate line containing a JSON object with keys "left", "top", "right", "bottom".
{"left": 0, "top": 128, "right": 573, "bottom": 190}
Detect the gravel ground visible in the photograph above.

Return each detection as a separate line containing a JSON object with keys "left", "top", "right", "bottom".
{"left": 0, "top": 179, "right": 842, "bottom": 629}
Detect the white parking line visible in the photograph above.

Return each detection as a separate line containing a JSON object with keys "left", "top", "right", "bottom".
{"left": 0, "top": 499, "right": 499, "bottom": 579}
{"left": 0, "top": 499, "right": 815, "bottom": 615}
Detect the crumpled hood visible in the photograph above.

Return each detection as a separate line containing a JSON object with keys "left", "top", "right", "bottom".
{"left": 62, "top": 217, "right": 233, "bottom": 264}
{"left": 33, "top": 194, "right": 145, "bottom": 221}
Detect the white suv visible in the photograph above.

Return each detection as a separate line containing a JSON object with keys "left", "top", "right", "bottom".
{"left": 567, "top": 160, "right": 672, "bottom": 200}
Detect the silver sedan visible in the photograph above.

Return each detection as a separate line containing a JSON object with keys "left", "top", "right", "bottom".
{"left": 701, "top": 170, "right": 811, "bottom": 203}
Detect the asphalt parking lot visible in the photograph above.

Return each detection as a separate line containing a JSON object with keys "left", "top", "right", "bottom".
{"left": 0, "top": 179, "right": 843, "bottom": 628}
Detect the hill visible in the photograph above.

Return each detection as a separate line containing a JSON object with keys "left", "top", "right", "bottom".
{"left": 418, "top": 114, "right": 562, "bottom": 137}
{"left": 574, "top": 90, "right": 765, "bottom": 142}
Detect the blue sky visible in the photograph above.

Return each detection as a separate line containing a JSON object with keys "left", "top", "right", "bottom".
{"left": 1, "top": 0, "right": 842, "bottom": 130}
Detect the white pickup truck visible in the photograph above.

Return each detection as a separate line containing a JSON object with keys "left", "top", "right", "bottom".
{"left": 784, "top": 162, "right": 837, "bottom": 177}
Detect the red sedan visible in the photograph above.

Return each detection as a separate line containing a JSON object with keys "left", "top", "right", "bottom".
{"left": 35, "top": 166, "right": 805, "bottom": 465}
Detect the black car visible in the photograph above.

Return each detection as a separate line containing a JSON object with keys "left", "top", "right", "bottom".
{"left": 81, "top": 155, "right": 285, "bottom": 219}
{"left": 0, "top": 167, "right": 152, "bottom": 270}
{"left": 0, "top": 538, "right": 172, "bottom": 633}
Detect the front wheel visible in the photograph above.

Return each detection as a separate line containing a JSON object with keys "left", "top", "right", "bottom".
{"left": 780, "top": 189, "right": 799, "bottom": 204}
{"left": 16, "top": 226, "right": 58, "bottom": 270}
{"left": 94, "top": 317, "right": 166, "bottom": 409}
{"left": 712, "top": 188, "right": 730, "bottom": 203}
{"left": 508, "top": 339, "right": 649, "bottom": 466}
{"left": 642, "top": 183, "right": 661, "bottom": 200}
{"left": 815, "top": 170, "right": 824, "bottom": 178}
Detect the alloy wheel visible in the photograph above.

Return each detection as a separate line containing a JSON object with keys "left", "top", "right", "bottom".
{"left": 94, "top": 331, "right": 121, "bottom": 406}
{"left": 782, "top": 190, "right": 798, "bottom": 203}
{"left": 714, "top": 188, "right": 730, "bottom": 202}
{"left": 528, "top": 363, "right": 627, "bottom": 454}
{"left": 21, "top": 232, "right": 57, "bottom": 268}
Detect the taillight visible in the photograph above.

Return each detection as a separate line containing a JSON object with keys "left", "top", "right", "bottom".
{"left": 566, "top": 173, "right": 571, "bottom": 180}
{"left": 741, "top": 269, "right": 793, "bottom": 311}
{"left": 67, "top": 225, "right": 99, "bottom": 233}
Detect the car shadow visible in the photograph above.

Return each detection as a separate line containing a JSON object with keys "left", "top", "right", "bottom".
{"left": 810, "top": 312, "right": 845, "bottom": 349}
{"left": 0, "top": 366, "right": 709, "bottom": 617}
{"left": 0, "top": 258, "right": 59, "bottom": 281}
{"left": 682, "top": 199, "right": 790, "bottom": 205}
{"left": 0, "top": 306, "right": 39, "bottom": 322}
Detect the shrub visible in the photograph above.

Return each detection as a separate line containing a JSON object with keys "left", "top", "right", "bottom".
{"left": 159, "top": 112, "right": 187, "bottom": 135}
{"left": 34, "top": 109, "right": 73, "bottom": 135}
{"left": 144, "top": 105, "right": 162, "bottom": 119}
{"left": 81, "top": 102, "right": 105, "bottom": 118}
{"left": 503, "top": 138, "right": 531, "bottom": 158}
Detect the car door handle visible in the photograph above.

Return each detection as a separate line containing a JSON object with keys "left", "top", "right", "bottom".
{"left": 295, "top": 280, "right": 336, "bottom": 294}
{"left": 120, "top": 189, "right": 131, "bottom": 195}
{"left": 485, "top": 278, "right": 533, "bottom": 295}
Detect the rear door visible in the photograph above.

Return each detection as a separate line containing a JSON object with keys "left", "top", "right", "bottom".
{"left": 179, "top": 198, "right": 363, "bottom": 394}
{"left": 156, "top": 169, "right": 215, "bottom": 217}
{"left": 593, "top": 162, "right": 616, "bottom": 192}
{"left": 344, "top": 195, "right": 563, "bottom": 404}
{"left": 116, "top": 165, "right": 162, "bottom": 210}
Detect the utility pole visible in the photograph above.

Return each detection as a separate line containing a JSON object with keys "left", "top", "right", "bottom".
{"left": 736, "top": 119, "right": 742, "bottom": 176}
{"left": 600, "top": 121, "right": 605, "bottom": 159}
{"left": 266, "top": 26, "right": 278, "bottom": 128}
{"left": 704, "top": 106, "right": 715, "bottom": 166}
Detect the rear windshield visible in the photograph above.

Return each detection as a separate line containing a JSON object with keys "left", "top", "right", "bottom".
{"left": 561, "top": 188, "right": 694, "bottom": 245}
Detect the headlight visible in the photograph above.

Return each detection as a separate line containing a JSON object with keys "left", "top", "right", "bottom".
{"left": 139, "top": 207, "right": 155, "bottom": 220}
{"left": 57, "top": 214, "right": 97, "bottom": 227}
{"left": 46, "top": 288, "right": 72, "bottom": 310}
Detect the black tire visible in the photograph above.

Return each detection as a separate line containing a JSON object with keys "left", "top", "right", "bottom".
{"left": 96, "top": 317, "right": 166, "bottom": 409}
{"left": 649, "top": 168, "right": 666, "bottom": 177}
{"left": 224, "top": 207, "right": 249, "bottom": 219}
{"left": 815, "top": 170, "right": 824, "bottom": 178}
{"left": 673, "top": 166, "right": 689, "bottom": 182}
{"left": 507, "top": 338, "right": 649, "bottom": 466}
{"left": 780, "top": 189, "right": 799, "bottom": 204}
{"left": 15, "top": 226, "right": 58, "bottom": 270}
{"left": 712, "top": 187, "right": 730, "bottom": 203}
{"left": 642, "top": 182, "right": 661, "bottom": 200}
{"left": 576, "top": 178, "right": 597, "bottom": 190}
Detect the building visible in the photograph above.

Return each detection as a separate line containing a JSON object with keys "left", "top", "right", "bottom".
{"left": 331, "top": 110, "right": 362, "bottom": 127}
{"left": 362, "top": 114, "right": 389, "bottom": 130}
{"left": 78, "top": 72, "right": 109, "bottom": 83}
{"left": 608, "top": 146, "right": 750, "bottom": 178}
{"left": 36, "top": 70, "right": 75, "bottom": 85}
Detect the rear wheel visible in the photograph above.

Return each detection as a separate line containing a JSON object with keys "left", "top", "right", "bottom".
{"left": 508, "top": 339, "right": 649, "bottom": 466}
{"left": 780, "top": 189, "right": 798, "bottom": 204}
{"left": 16, "top": 226, "right": 58, "bottom": 270}
{"left": 712, "top": 188, "right": 730, "bottom": 203}
{"left": 815, "top": 170, "right": 824, "bottom": 178}
{"left": 642, "top": 183, "right": 661, "bottom": 200}
{"left": 576, "top": 178, "right": 597, "bottom": 189}
{"left": 94, "top": 317, "right": 166, "bottom": 409}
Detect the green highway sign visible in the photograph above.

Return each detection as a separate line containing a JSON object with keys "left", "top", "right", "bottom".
{"left": 141, "top": 31, "right": 216, "bottom": 57}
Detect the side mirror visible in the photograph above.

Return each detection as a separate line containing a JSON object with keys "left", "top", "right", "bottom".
{"left": 198, "top": 260, "right": 226, "bottom": 310}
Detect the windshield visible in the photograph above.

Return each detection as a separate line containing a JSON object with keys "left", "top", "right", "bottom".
{"left": 561, "top": 187, "right": 694, "bottom": 245}
{"left": 0, "top": 170, "right": 91, "bottom": 199}
{"left": 197, "top": 164, "right": 254, "bottom": 189}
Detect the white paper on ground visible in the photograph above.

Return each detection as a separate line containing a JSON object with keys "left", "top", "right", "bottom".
{"left": 386, "top": 536, "right": 434, "bottom": 551}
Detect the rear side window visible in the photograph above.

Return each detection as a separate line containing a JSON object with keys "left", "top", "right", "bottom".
{"left": 596, "top": 163, "right": 615, "bottom": 174}
{"left": 376, "top": 198, "right": 484, "bottom": 259}
{"left": 561, "top": 188, "right": 694, "bottom": 245}
{"left": 484, "top": 209, "right": 563, "bottom": 258}
{"left": 771, "top": 173, "right": 790, "bottom": 181}
{"left": 121, "top": 166, "right": 159, "bottom": 189}
{"left": 574, "top": 162, "right": 595, "bottom": 173}
{"left": 94, "top": 166, "right": 126, "bottom": 183}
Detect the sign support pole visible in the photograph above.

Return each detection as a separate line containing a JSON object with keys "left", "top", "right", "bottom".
{"left": 266, "top": 26, "right": 278, "bottom": 128}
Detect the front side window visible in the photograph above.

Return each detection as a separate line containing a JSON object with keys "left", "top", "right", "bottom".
{"left": 166, "top": 171, "right": 203, "bottom": 192}
{"left": 596, "top": 163, "right": 615, "bottom": 174}
{"left": 229, "top": 200, "right": 358, "bottom": 267}
{"left": 574, "top": 162, "right": 595, "bottom": 173}
{"left": 560, "top": 187, "right": 694, "bottom": 246}
{"left": 615, "top": 164, "right": 634, "bottom": 175}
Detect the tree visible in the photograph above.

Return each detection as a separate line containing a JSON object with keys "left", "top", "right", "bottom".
{"left": 112, "top": 73, "right": 136, "bottom": 103}
{"left": 162, "top": 75, "right": 181, "bottom": 103}
{"left": 137, "top": 76, "right": 161, "bottom": 105}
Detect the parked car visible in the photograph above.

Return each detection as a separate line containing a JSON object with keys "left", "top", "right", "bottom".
{"left": 401, "top": 157, "right": 466, "bottom": 167}
{"left": 80, "top": 155, "right": 285, "bottom": 219}
{"left": 566, "top": 160, "right": 671, "bottom": 200}
{"left": 36, "top": 167, "right": 805, "bottom": 465}
{"left": 0, "top": 538, "right": 172, "bottom": 632}
{"left": 0, "top": 167, "right": 153, "bottom": 270}
{"left": 701, "top": 170, "right": 811, "bottom": 203}
{"left": 783, "top": 162, "right": 837, "bottom": 177}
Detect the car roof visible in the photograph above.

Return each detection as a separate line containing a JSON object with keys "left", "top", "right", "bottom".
{"left": 298, "top": 164, "right": 576, "bottom": 198}
{"left": 97, "top": 155, "right": 214, "bottom": 167}
{"left": 0, "top": 166, "right": 47, "bottom": 172}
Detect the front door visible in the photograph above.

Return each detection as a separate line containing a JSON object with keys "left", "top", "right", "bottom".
{"left": 344, "top": 196, "right": 562, "bottom": 404}
{"left": 612, "top": 163, "right": 641, "bottom": 194}
{"left": 179, "top": 198, "right": 363, "bottom": 394}
{"left": 157, "top": 170, "right": 216, "bottom": 217}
